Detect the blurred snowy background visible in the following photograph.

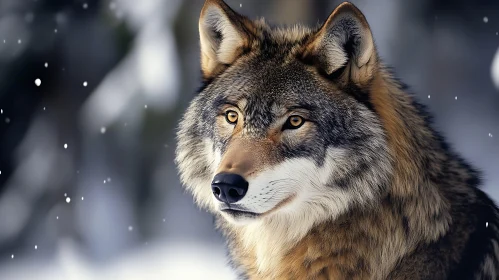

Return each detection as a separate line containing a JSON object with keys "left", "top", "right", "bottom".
{"left": 0, "top": 0, "right": 498, "bottom": 279}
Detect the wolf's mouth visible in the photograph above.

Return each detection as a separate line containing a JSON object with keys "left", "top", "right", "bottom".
{"left": 219, "top": 194, "right": 297, "bottom": 220}
{"left": 221, "top": 209, "right": 260, "bottom": 218}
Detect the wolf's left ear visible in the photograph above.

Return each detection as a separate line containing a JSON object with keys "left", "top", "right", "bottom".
{"left": 199, "top": 0, "right": 255, "bottom": 80}
{"left": 301, "top": 2, "right": 377, "bottom": 86}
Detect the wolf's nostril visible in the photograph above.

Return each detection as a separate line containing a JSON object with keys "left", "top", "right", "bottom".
{"left": 228, "top": 188, "right": 239, "bottom": 197}
{"left": 213, "top": 186, "right": 221, "bottom": 196}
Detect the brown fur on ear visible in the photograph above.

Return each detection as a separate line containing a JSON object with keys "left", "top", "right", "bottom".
{"left": 199, "top": 0, "right": 256, "bottom": 80}
{"left": 301, "top": 2, "right": 377, "bottom": 87}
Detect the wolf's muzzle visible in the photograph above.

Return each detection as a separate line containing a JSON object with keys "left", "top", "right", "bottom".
{"left": 211, "top": 173, "right": 248, "bottom": 204}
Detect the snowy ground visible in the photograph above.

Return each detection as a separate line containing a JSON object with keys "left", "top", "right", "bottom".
{"left": 0, "top": 240, "right": 236, "bottom": 280}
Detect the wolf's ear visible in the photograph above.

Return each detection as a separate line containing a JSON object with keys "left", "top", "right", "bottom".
{"left": 199, "top": 0, "right": 255, "bottom": 79}
{"left": 302, "top": 2, "right": 377, "bottom": 86}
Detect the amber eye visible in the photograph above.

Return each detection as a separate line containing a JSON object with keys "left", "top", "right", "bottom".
{"left": 284, "top": 115, "right": 305, "bottom": 130}
{"left": 225, "top": 110, "right": 239, "bottom": 124}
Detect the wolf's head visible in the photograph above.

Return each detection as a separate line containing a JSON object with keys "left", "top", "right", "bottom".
{"left": 176, "top": 0, "right": 392, "bottom": 229}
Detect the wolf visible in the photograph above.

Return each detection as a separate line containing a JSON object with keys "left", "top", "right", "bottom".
{"left": 175, "top": 0, "right": 499, "bottom": 279}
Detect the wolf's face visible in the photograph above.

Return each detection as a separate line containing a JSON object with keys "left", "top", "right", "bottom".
{"left": 176, "top": 0, "right": 392, "bottom": 227}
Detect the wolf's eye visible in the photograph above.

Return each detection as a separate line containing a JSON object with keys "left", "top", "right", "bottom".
{"left": 225, "top": 110, "right": 239, "bottom": 124}
{"left": 283, "top": 115, "right": 304, "bottom": 130}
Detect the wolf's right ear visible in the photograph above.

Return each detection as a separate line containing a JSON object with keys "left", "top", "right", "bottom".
{"left": 301, "top": 2, "right": 377, "bottom": 86}
{"left": 199, "top": 0, "right": 255, "bottom": 80}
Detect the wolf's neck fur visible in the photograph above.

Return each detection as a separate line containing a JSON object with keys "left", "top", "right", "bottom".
{"left": 370, "top": 68, "right": 454, "bottom": 239}
{"left": 219, "top": 68, "right": 476, "bottom": 279}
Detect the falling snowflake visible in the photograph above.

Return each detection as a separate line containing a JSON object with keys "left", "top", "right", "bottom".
{"left": 56, "top": 216, "right": 59, "bottom": 220}
{"left": 483, "top": 17, "right": 489, "bottom": 23}
{"left": 5, "top": 118, "right": 10, "bottom": 123}
{"left": 83, "top": 3, "right": 88, "bottom": 9}
{"left": 144, "top": 104, "right": 148, "bottom": 109}
{"left": 64, "top": 143, "right": 68, "bottom": 149}
{"left": 81, "top": 197, "right": 84, "bottom": 201}
{"left": 11, "top": 254, "right": 14, "bottom": 259}
{"left": 494, "top": 48, "right": 499, "bottom": 89}
{"left": 44, "top": 62, "right": 48, "bottom": 68}
{"left": 35, "top": 79, "right": 41, "bottom": 86}
{"left": 66, "top": 197, "right": 71, "bottom": 203}
{"left": 454, "top": 96, "right": 457, "bottom": 100}
{"left": 17, "top": 39, "right": 21, "bottom": 44}
{"left": 162, "top": 218, "right": 166, "bottom": 222}
{"left": 100, "top": 127, "right": 106, "bottom": 134}
{"left": 34, "top": 245, "right": 37, "bottom": 250}
{"left": 428, "top": 95, "right": 430, "bottom": 99}
{"left": 0, "top": 109, "right": 2, "bottom": 114}
{"left": 64, "top": 193, "right": 67, "bottom": 197}
{"left": 486, "top": 222, "right": 489, "bottom": 228}
{"left": 107, "top": 177, "right": 111, "bottom": 182}
{"left": 54, "top": 29, "right": 58, "bottom": 33}
{"left": 128, "top": 226, "right": 133, "bottom": 231}
{"left": 489, "top": 133, "right": 494, "bottom": 138}
{"left": 240, "top": 3, "right": 242, "bottom": 7}
{"left": 83, "top": 81, "right": 88, "bottom": 87}
{"left": 43, "top": 107, "right": 46, "bottom": 110}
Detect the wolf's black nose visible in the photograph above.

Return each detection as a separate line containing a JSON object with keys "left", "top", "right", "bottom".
{"left": 211, "top": 173, "right": 248, "bottom": 204}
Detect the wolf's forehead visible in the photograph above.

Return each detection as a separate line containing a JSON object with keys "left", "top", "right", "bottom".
{"left": 239, "top": 95, "right": 312, "bottom": 126}
{"left": 237, "top": 95, "right": 276, "bottom": 127}
{"left": 220, "top": 68, "right": 323, "bottom": 116}
{"left": 211, "top": 56, "right": 336, "bottom": 121}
